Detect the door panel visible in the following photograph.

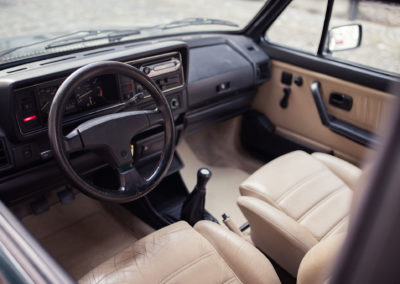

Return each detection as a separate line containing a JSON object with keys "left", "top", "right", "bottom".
{"left": 252, "top": 60, "right": 394, "bottom": 165}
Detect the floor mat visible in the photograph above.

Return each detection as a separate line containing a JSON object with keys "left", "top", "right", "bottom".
{"left": 21, "top": 193, "right": 153, "bottom": 280}
{"left": 177, "top": 117, "right": 264, "bottom": 225}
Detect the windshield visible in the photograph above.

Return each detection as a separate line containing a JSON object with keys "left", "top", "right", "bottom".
{"left": 0, "top": 0, "right": 266, "bottom": 66}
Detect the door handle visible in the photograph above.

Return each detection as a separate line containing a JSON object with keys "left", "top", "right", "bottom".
{"left": 310, "top": 81, "right": 377, "bottom": 147}
{"left": 329, "top": 92, "right": 353, "bottom": 111}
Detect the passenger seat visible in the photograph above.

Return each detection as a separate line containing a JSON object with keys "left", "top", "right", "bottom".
{"left": 237, "top": 151, "right": 361, "bottom": 276}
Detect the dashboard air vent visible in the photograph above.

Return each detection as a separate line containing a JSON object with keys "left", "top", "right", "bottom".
{"left": 84, "top": 48, "right": 115, "bottom": 56}
{"left": 6, "top": 67, "right": 28, "bottom": 74}
{"left": 40, "top": 56, "right": 76, "bottom": 66}
{"left": 0, "top": 139, "right": 10, "bottom": 168}
{"left": 256, "top": 61, "right": 270, "bottom": 81}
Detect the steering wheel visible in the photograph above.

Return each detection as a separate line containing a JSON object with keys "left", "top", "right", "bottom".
{"left": 48, "top": 61, "right": 175, "bottom": 203}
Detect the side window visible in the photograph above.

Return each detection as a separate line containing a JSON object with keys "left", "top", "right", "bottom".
{"left": 327, "top": 0, "right": 400, "bottom": 74}
{"left": 266, "top": 0, "right": 327, "bottom": 53}
{"left": 266, "top": 0, "right": 400, "bottom": 75}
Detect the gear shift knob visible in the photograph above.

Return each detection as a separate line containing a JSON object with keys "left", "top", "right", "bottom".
{"left": 196, "top": 168, "right": 212, "bottom": 190}
{"left": 180, "top": 168, "right": 212, "bottom": 225}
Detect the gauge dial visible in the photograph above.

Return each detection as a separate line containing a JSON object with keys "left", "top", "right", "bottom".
{"left": 74, "top": 77, "right": 105, "bottom": 109}
{"left": 37, "top": 86, "right": 58, "bottom": 115}
{"left": 36, "top": 75, "right": 113, "bottom": 124}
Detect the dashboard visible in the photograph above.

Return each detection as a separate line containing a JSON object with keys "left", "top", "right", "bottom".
{"left": 0, "top": 34, "right": 270, "bottom": 202}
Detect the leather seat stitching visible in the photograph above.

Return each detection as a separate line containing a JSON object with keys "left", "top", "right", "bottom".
{"left": 277, "top": 170, "right": 337, "bottom": 206}
{"left": 197, "top": 234, "right": 244, "bottom": 283}
{"left": 240, "top": 186, "right": 279, "bottom": 208}
{"left": 321, "top": 215, "right": 348, "bottom": 241}
{"left": 297, "top": 186, "right": 346, "bottom": 223}
{"left": 89, "top": 226, "right": 193, "bottom": 283}
{"left": 223, "top": 276, "right": 238, "bottom": 284}
{"left": 289, "top": 183, "right": 346, "bottom": 221}
{"left": 155, "top": 226, "right": 192, "bottom": 237}
{"left": 162, "top": 251, "right": 215, "bottom": 283}
{"left": 162, "top": 250, "right": 236, "bottom": 284}
{"left": 275, "top": 168, "right": 326, "bottom": 203}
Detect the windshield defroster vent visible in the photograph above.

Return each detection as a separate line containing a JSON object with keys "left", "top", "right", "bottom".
{"left": 84, "top": 48, "right": 115, "bottom": 57}
{"left": 0, "top": 139, "right": 10, "bottom": 168}
{"left": 40, "top": 56, "right": 76, "bottom": 66}
{"left": 6, "top": 67, "right": 28, "bottom": 74}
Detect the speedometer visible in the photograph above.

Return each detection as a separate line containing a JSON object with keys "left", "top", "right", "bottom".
{"left": 37, "top": 85, "right": 58, "bottom": 115}
{"left": 74, "top": 77, "right": 105, "bottom": 109}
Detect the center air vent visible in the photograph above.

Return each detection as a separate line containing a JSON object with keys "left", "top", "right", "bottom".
{"left": 0, "top": 139, "right": 10, "bottom": 168}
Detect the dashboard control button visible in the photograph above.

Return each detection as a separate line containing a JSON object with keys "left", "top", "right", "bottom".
{"left": 143, "top": 67, "right": 151, "bottom": 74}
{"left": 294, "top": 76, "right": 303, "bottom": 86}
{"left": 40, "top": 150, "right": 53, "bottom": 160}
{"left": 23, "top": 147, "right": 32, "bottom": 160}
{"left": 124, "top": 83, "right": 133, "bottom": 92}
{"left": 216, "top": 82, "right": 230, "bottom": 92}
{"left": 170, "top": 98, "right": 179, "bottom": 109}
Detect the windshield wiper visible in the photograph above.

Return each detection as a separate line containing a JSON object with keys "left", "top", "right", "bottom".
{"left": 0, "top": 29, "right": 141, "bottom": 59}
{"left": 36, "top": 18, "right": 237, "bottom": 50}
{"left": 156, "top": 18, "right": 238, "bottom": 30}
{"left": 44, "top": 29, "right": 141, "bottom": 49}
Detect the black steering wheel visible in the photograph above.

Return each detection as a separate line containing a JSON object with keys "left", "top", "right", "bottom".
{"left": 48, "top": 61, "right": 175, "bottom": 203}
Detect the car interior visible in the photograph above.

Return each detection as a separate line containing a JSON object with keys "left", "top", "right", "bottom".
{"left": 0, "top": 0, "right": 399, "bottom": 283}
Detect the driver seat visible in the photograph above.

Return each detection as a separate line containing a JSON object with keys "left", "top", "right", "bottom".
{"left": 79, "top": 220, "right": 281, "bottom": 284}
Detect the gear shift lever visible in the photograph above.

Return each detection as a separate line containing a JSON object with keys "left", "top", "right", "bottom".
{"left": 181, "top": 168, "right": 212, "bottom": 225}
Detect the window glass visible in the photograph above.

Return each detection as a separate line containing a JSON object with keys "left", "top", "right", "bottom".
{"left": 327, "top": 0, "right": 400, "bottom": 74}
{"left": 0, "top": 0, "right": 266, "bottom": 66}
{"left": 266, "top": 0, "right": 327, "bottom": 53}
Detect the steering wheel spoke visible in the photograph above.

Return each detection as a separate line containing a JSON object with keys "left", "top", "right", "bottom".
{"left": 147, "top": 108, "right": 164, "bottom": 127}
{"left": 70, "top": 109, "right": 159, "bottom": 168}
{"left": 64, "top": 129, "right": 84, "bottom": 153}
{"left": 118, "top": 166, "right": 147, "bottom": 194}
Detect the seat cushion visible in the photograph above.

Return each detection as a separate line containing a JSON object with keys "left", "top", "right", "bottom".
{"left": 80, "top": 221, "right": 280, "bottom": 284}
{"left": 238, "top": 151, "right": 358, "bottom": 276}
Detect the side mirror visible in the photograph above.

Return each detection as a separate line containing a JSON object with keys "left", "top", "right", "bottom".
{"left": 326, "top": 24, "right": 362, "bottom": 53}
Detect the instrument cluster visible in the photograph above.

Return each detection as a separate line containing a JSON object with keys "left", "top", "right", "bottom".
{"left": 14, "top": 52, "right": 184, "bottom": 135}
{"left": 36, "top": 74, "right": 117, "bottom": 124}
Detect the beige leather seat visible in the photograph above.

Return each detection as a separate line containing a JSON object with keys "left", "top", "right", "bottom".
{"left": 80, "top": 220, "right": 281, "bottom": 284}
{"left": 238, "top": 150, "right": 361, "bottom": 276}
{"left": 79, "top": 208, "right": 344, "bottom": 284}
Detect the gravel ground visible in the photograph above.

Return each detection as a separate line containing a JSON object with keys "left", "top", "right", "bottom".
{"left": 0, "top": 0, "right": 399, "bottom": 73}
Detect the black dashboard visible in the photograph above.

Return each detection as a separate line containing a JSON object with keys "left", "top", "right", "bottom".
{"left": 17, "top": 74, "right": 117, "bottom": 133}
{"left": 12, "top": 51, "right": 185, "bottom": 136}
{"left": 0, "top": 34, "right": 270, "bottom": 202}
